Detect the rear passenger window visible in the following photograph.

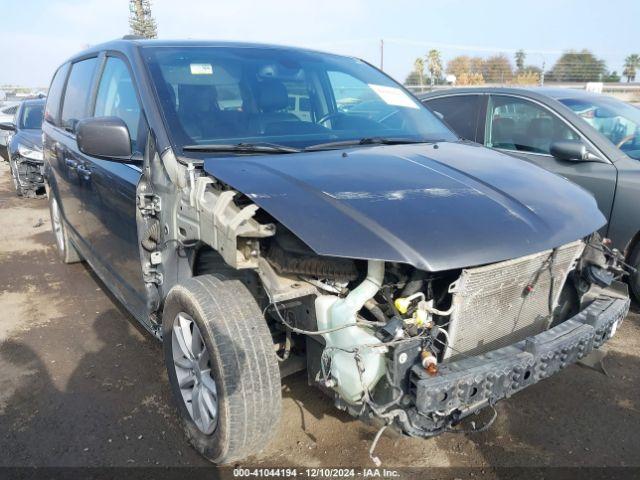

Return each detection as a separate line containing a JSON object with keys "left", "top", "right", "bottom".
{"left": 425, "top": 95, "right": 480, "bottom": 141}
{"left": 45, "top": 63, "right": 70, "bottom": 126}
{"left": 94, "top": 57, "right": 142, "bottom": 152}
{"left": 61, "top": 57, "right": 98, "bottom": 132}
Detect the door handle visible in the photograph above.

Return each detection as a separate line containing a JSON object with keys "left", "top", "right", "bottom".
{"left": 77, "top": 164, "right": 92, "bottom": 179}
{"left": 64, "top": 158, "right": 78, "bottom": 169}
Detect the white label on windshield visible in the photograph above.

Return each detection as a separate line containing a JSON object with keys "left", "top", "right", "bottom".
{"left": 190, "top": 63, "right": 213, "bottom": 75}
{"left": 368, "top": 84, "right": 419, "bottom": 109}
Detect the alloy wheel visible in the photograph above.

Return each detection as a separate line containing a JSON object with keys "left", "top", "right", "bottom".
{"left": 9, "top": 160, "right": 19, "bottom": 191}
{"left": 50, "top": 197, "right": 65, "bottom": 254}
{"left": 172, "top": 312, "right": 219, "bottom": 435}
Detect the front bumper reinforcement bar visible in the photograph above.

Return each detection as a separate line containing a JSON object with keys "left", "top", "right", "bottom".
{"left": 411, "top": 296, "right": 630, "bottom": 416}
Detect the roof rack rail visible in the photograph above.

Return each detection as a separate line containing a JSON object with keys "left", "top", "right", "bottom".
{"left": 121, "top": 34, "right": 145, "bottom": 40}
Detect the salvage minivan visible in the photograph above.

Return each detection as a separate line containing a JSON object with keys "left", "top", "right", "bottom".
{"left": 43, "top": 38, "right": 630, "bottom": 464}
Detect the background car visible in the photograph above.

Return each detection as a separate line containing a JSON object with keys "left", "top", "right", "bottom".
{"left": 420, "top": 88, "right": 640, "bottom": 301}
{"left": 0, "top": 101, "right": 20, "bottom": 161}
{"left": 0, "top": 98, "right": 46, "bottom": 197}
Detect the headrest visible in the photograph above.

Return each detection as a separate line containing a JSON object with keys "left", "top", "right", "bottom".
{"left": 256, "top": 79, "right": 289, "bottom": 112}
{"left": 492, "top": 117, "right": 515, "bottom": 138}
{"left": 527, "top": 117, "right": 553, "bottom": 138}
{"left": 178, "top": 84, "right": 219, "bottom": 113}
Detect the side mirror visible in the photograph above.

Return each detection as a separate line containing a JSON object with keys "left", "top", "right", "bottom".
{"left": 0, "top": 122, "right": 16, "bottom": 131}
{"left": 550, "top": 140, "right": 602, "bottom": 162}
{"left": 76, "top": 116, "right": 132, "bottom": 160}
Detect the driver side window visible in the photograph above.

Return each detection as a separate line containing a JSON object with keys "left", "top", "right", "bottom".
{"left": 487, "top": 95, "right": 579, "bottom": 155}
{"left": 94, "top": 57, "right": 142, "bottom": 153}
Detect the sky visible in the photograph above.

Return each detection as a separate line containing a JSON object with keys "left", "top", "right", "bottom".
{"left": 1, "top": 0, "right": 639, "bottom": 87}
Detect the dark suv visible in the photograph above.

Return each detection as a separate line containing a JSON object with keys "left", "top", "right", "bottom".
{"left": 42, "top": 38, "right": 630, "bottom": 464}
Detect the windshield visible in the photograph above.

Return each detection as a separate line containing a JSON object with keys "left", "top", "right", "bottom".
{"left": 559, "top": 95, "right": 640, "bottom": 160}
{"left": 142, "top": 46, "right": 456, "bottom": 152}
{"left": 19, "top": 102, "right": 44, "bottom": 130}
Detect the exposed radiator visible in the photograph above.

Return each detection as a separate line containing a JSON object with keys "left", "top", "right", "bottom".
{"left": 444, "top": 240, "right": 585, "bottom": 360}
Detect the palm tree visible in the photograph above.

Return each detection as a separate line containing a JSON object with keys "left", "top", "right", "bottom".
{"left": 624, "top": 54, "right": 640, "bottom": 83}
{"left": 426, "top": 49, "right": 443, "bottom": 87}
{"left": 413, "top": 57, "right": 425, "bottom": 87}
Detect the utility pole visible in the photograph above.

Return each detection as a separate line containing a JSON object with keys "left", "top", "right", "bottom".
{"left": 540, "top": 59, "right": 546, "bottom": 86}
{"left": 380, "top": 39, "right": 384, "bottom": 71}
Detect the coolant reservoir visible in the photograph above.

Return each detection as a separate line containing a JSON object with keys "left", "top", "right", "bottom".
{"left": 314, "top": 261, "right": 387, "bottom": 404}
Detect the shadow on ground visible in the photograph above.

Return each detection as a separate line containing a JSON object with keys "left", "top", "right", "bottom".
{"left": 0, "top": 309, "right": 209, "bottom": 467}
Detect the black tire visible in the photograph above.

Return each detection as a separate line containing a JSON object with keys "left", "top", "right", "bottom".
{"left": 162, "top": 275, "right": 281, "bottom": 463}
{"left": 628, "top": 244, "right": 640, "bottom": 303}
{"left": 48, "top": 193, "right": 82, "bottom": 264}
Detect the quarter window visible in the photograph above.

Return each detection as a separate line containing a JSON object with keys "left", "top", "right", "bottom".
{"left": 425, "top": 95, "right": 481, "bottom": 141}
{"left": 94, "top": 57, "right": 142, "bottom": 152}
{"left": 45, "top": 63, "right": 70, "bottom": 126}
{"left": 61, "top": 58, "right": 98, "bottom": 132}
{"left": 487, "top": 96, "right": 579, "bottom": 154}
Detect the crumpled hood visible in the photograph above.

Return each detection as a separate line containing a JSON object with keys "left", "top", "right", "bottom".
{"left": 203, "top": 141, "right": 605, "bottom": 271}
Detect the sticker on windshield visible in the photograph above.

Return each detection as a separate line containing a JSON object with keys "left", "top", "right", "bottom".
{"left": 190, "top": 63, "right": 213, "bottom": 75}
{"left": 368, "top": 84, "right": 419, "bottom": 109}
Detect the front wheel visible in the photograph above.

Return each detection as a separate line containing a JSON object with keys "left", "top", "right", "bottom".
{"left": 162, "top": 275, "right": 282, "bottom": 463}
{"left": 628, "top": 244, "right": 640, "bottom": 303}
{"left": 48, "top": 193, "right": 82, "bottom": 263}
{"left": 9, "top": 158, "right": 24, "bottom": 197}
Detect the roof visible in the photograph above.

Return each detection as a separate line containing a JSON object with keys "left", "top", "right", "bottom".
{"left": 20, "top": 98, "right": 46, "bottom": 106}
{"left": 66, "top": 38, "right": 341, "bottom": 63}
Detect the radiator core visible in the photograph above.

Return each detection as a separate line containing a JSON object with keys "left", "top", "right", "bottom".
{"left": 444, "top": 240, "right": 585, "bottom": 360}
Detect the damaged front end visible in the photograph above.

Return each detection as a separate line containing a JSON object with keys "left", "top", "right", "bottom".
{"left": 165, "top": 168, "right": 631, "bottom": 440}
{"left": 11, "top": 151, "right": 45, "bottom": 197}
{"left": 260, "top": 231, "right": 631, "bottom": 443}
{"left": 140, "top": 143, "right": 631, "bottom": 464}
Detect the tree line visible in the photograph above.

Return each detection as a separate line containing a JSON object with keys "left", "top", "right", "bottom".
{"left": 406, "top": 49, "right": 640, "bottom": 86}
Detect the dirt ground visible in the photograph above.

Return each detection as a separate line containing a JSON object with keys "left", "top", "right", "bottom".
{"left": 0, "top": 160, "right": 639, "bottom": 475}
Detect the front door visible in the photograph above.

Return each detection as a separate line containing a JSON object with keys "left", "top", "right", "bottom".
{"left": 79, "top": 55, "right": 147, "bottom": 319}
{"left": 485, "top": 94, "right": 618, "bottom": 223}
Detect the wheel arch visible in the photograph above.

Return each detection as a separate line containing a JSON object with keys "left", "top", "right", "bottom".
{"left": 624, "top": 230, "right": 640, "bottom": 261}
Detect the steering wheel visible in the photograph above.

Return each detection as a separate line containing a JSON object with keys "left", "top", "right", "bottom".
{"left": 317, "top": 112, "right": 344, "bottom": 127}
{"left": 379, "top": 108, "right": 401, "bottom": 125}
{"left": 616, "top": 134, "right": 635, "bottom": 148}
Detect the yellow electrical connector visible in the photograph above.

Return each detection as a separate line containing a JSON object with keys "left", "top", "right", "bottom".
{"left": 394, "top": 297, "right": 411, "bottom": 314}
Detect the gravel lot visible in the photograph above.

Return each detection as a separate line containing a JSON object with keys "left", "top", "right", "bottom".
{"left": 0, "top": 160, "right": 639, "bottom": 474}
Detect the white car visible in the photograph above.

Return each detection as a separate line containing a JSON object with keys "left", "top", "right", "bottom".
{"left": 0, "top": 102, "right": 20, "bottom": 161}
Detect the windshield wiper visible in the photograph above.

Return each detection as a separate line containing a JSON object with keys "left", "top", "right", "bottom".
{"left": 183, "top": 142, "right": 301, "bottom": 154}
{"left": 304, "top": 137, "right": 429, "bottom": 151}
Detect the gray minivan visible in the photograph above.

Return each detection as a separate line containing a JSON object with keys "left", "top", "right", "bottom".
{"left": 42, "top": 39, "right": 630, "bottom": 464}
